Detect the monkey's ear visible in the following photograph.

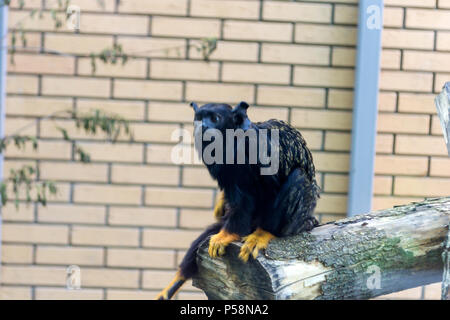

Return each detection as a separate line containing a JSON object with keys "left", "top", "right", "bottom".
{"left": 234, "top": 101, "right": 249, "bottom": 113}
{"left": 190, "top": 102, "right": 199, "bottom": 112}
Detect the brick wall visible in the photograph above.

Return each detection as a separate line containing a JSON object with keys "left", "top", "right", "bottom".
{"left": 0, "top": 0, "right": 446, "bottom": 300}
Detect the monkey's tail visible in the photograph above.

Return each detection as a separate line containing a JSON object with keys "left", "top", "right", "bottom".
{"left": 155, "top": 222, "right": 223, "bottom": 300}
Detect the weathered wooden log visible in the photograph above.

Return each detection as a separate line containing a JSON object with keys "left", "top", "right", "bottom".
{"left": 442, "top": 226, "right": 450, "bottom": 300}
{"left": 435, "top": 82, "right": 450, "bottom": 156}
{"left": 193, "top": 197, "right": 450, "bottom": 300}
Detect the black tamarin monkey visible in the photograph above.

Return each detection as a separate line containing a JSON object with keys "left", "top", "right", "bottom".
{"left": 156, "top": 102, "right": 320, "bottom": 300}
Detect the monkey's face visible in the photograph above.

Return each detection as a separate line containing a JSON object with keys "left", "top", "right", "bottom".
{"left": 190, "top": 101, "right": 252, "bottom": 133}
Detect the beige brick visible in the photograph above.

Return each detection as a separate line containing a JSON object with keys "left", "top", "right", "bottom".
{"left": 117, "top": 37, "right": 186, "bottom": 59}
{"left": 150, "top": 60, "right": 219, "bottom": 81}
{"left": 191, "top": 0, "right": 259, "bottom": 19}
{"left": 179, "top": 209, "right": 216, "bottom": 229}
{"left": 109, "top": 207, "right": 177, "bottom": 227}
{"left": 145, "top": 187, "right": 214, "bottom": 208}
{"left": 133, "top": 123, "right": 180, "bottom": 143}
{"left": 324, "top": 174, "right": 348, "bottom": 193}
{"left": 186, "top": 83, "right": 255, "bottom": 104}
{"left": 437, "top": 31, "right": 450, "bottom": 51}
{"left": 1, "top": 205, "right": 34, "bottom": 222}
{"left": 80, "top": 13, "right": 148, "bottom": 35}
{"left": 384, "top": 0, "right": 436, "bottom": 7}
{"left": 111, "top": 164, "right": 179, "bottom": 185}
{"left": 224, "top": 21, "right": 293, "bottom": 42}
{"left": 36, "top": 246, "right": 104, "bottom": 266}
{"left": 5, "top": 118, "right": 37, "bottom": 136}
{"left": 382, "top": 29, "right": 435, "bottom": 50}
{"left": 142, "top": 270, "right": 180, "bottom": 289}
{"left": 406, "top": 8, "right": 450, "bottom": 30}
{"left": 332, "top": 47, "right": 355, "bottom": 67}
{"left": 75, "top": 142, "right": 143, "bottom": 163}
{"left": 77, "top": 99, "right": 145, "bottom": 121}
{"left": 374, "top": 176, "right": 393, "bottom": 195}
{"left": 146, "top": 102, "right": 191, "bottom": 123}
{"left": 72, "top": 226, "right": 139, "bottom": 247}
{"left": 403, "top": 51, "right": 450, "bottom": 72}
{"left": 107, "top": 289, "right": 159, "bottom": 300}
{"left": 42, "top": 76, "right": 110, "bottom": 98}
{"left": 395, "top": 135, "right": 448, "bottom": 156}
{"left": 1, "top": 244, "right": 33, "bottom": 264}
{"left": 6, "top": 75, "right": 39, "bottom": 94}
{"left": 81, "top": 268, "right": 139, "bottom": 288}
{"left": 35, "top": 288, "right": 104, "bottom": 300}
{"left": 6, "top": 96, "right": 73, "bottom": 117}
{"left": 118, "top": 0, "right": 187, "bottom": 15}
{"left": 435, "top": 73, "right": 450, "bottom": 93}
{"left": 440, "top": 0, "right": 450, "bottom": 8}
{"left": 319, "top": 214, "right": 342, "bottom": 224}
{"left": 40, "top": 162, "right": 108, "bottom": 182}
{"left": 2, "top": 223, "right": 68, "bottom": 244}
{"left": 432, "top": 115, "right": 444, "bottom": 135}
{"left": 313, "top": 152, "right": 350, "bottom": 173}
{"left": 381, "top": 49, "right": 401, "bottom": 69}
{"left": 2, "top": 181, "right": 69, "bottom": 204}
{"left": 299, "top": 130, "right": 323, "bottom": 151}
{"left": 9, "top": 0, "right": 41, "bottom": 8}
{"left": 247, "top": 106, "right": 289, "bottom": 122}
{"left": 45, "top": 34, "right": 113, "bottom": 55}
{"left": 0, "top": 266, "right": 66, "bottom": 286}
{"left": 107, "top": 248, "right": 175, "bottom": 268}
{"left": 177, "top": 291, "right": 207, "bottom": 300}
{"left": 376, "top": 134, "right": 394, "bottom": 153}
{"left": 294, "top": 66, "right": 354, "bottom": 88}
{"left": 146, "top": 144, "right": 179, "bottom": 164}
{"left": 395, "top": 177, "right": 450, "bottom": 197}
{"left": 8, "top": 11, "right": 66, "bottom": 32}
{"left": 379, "top": 71, "right": 433, "bottom": 92}
{"left": 0, "top": 286, "right": 32, "bottom": 300}
{"left": 189, "top": 41, "right": 258, "bottom": 62}
{"left": 114, "top": 79, "right": 183, "bottom": 101}
{"left": 375, "top": 155, "right": 428, "bottom": 175}
{"left": 372, "top": 196, "right": 423, "bottom": 211}
{"left": 143, "top": 228, "right": 202, "bottom": 249}
{"left": 152, "top": 17, "right": 220, "bottom": 38}
{"left": 47, "top": 0, "right": 116, "bottom": 11}
{"left": 291, "top": 109, "right": 352, "bottom": 130}
{"left": 325, "top": 132, "right": 351, "bottom": 151}
{"left": 430, "top": 157, "right": 450, "bottom": 177}
{"left": 74, "top": 184, "right": 142, "bottom": 205}
{"left": 78, "top": 58, "right": 147, "bottom": 78}
{"left": 263, "top": 2, "right": 332, "bottom": 23}
{"left": 328, "top": 89, "right": 353, "bottom": 109}
{"left": 398, "top": 93, "right": 436, "bottom": 114}
{"left": 183, "top": 167, "right": 216, "bottom": 187}
{"left": 379, "top": 92, "right": 397, "bottom": 112}
{"left": 334, "top": 4, "right": 357, "bottom": 24}
{"left": 222, "top": 63, "right": 290, "bottom": 85}
{"left": 384, "top": 7, "right": 404, "bottom": 28}
{"left": 423, "top": 282, "right": 444, "bottom": 299}
{"left": 8, "top": 54, "right": 75, "bottom": 75}
{"left": 295, "top": 24, "right": 357, "bottom": 45}
{"left": 38, "top": 203, "right": 106, "bottom": 224}
{"left": 316, "top": 194, "right": 347, "bottom": 214}
{"left": 257, "top": 86, "right": 325, "bottom": 108}
{"left": 261, "top": 43, "right": 330, "bottom": 66}
{"left": 377, "top": 113, "right": 430, "bottom": 134}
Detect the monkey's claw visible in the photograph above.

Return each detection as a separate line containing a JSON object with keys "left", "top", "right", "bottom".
{"left": 208, "top": 229, "right": 240, "bottom": 258}
{"left": 239, "top": 228, "right": 275, "bottom": 263}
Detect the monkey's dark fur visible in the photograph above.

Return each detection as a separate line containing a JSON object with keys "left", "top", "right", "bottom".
{"left": 158, "top": 102, "right": 320, "bottom": 299}
{"left": 181, "top": 101, "right": 319, "bottom": 274}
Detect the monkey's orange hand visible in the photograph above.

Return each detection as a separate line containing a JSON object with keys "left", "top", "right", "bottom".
{"left": 208, "top": 229, "right": 240, "bottom": 258}
{"left": 239, "top": 228, "right": 275, "bottom": 263}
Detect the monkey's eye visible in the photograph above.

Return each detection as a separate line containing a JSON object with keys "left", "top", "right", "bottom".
{"left": 211, "top": 114, "right": 221, "bottom": 123}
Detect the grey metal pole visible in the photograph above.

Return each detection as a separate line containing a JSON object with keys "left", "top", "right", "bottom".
{"left": 0, "top": 2, "right": 9, "bottom": 266}
{"left": 347, "top": 1, "right": 383, "bottom": 216}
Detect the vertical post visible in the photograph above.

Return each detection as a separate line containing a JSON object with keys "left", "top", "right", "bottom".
{"left": 0, "top": 2, "right": 8, "bottom": 266}
{"left": 347, "top": 0, "right": 383, "bottom": 216}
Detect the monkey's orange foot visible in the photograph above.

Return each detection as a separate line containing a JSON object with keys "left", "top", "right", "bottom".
{"left": 208, "top": 229, "right": 240, "bottom": 258}
{"left": 155, "top": 272, "right": 186, "bottom": 300}
{"left": 239, "top": 228, "right": 275, "bottom": 263}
